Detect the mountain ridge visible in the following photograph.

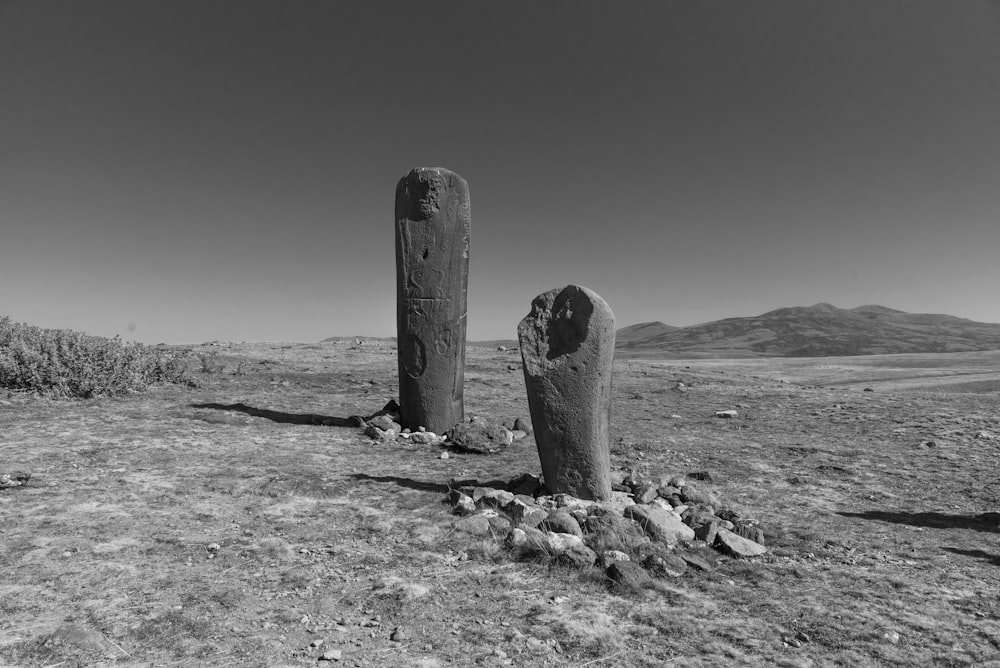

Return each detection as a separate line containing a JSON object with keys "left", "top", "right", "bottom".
{"left": 616, "top": 303, "right": 1000, "bottom": 358}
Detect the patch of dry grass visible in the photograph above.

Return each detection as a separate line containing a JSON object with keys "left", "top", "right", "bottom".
{"left": 1, "top": 342, "right": 999, "bottom": 666}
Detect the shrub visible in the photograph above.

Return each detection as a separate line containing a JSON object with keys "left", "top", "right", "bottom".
{"left": 0, "top": 316, "right": 192, "bottom": 398}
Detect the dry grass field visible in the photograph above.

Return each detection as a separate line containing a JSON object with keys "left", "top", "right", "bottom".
{"left": 2, "top": 341, "right": 1000, "bottom": 667}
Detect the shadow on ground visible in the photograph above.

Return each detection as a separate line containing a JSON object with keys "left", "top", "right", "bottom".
{"left": 838, "top": 510, "right": 1000, "bottom": 533}
{"left": 190, "top": 400, "right": 398, "bottom": 427}
{"left": 349, "top": 473, "right": 450, "bottom": 494}
{"left": 941, "top": 547, "right": 1000, "bottom": 567}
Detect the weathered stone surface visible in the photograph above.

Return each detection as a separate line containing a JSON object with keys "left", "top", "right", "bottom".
{"left": 472, "top": 487, "right": 515, "bottom": 508}
{"left": 557, "top": 544, "right": 598, "bottom": 568}
{"left": 606, "top": 561, "right": 649, "bottom": 590}
{"left": 506, "top": 526, "right": 547, "bottom": 551}
{"left": 600, "top": 550, "right": 631, "bottom": 568}
{"left": 454, "top": 515, "right": 491, "bottom": 536}
{"left": 518, "top": 285, "right": 615, "bottom": 501}
{"left": 677, "top": 547, "right": 719, "bottom": 571}
{"left": 632, "top": 482, "right": 659, "bottom": 505}
{"left": 694, "top": 521, "right": 720, "bottom": 545}
{"left": 715, "top": 528, "right": 767, "bottom": 557}
{"left": 625, "top": 504, "right": 696, "bottom": 546}
{"left": 395, "top": 167, "right": 470, "bottom": 433}
{"left": 446, "top": 421, "right": 511, "bottom": 454}
{"left": 733, "top": 520, "right": 766, "bottom": 545}
{"left": 367, "top": 415, "right": 399, "bottom": 431}
{"left": 545, "top": 531, "right": 586, "bottom": 554}
{"left": 680, "top": 483, "right": 721, "bottom": 510}
{"left": 584, "top": 509, "right": 650, "bottom": 553}
{"left": 508, "top": 499, "right": 548, "bottom": 528}
{"left": 509, "top": 473, "right": 542, "bottom": 496}
{"left": 487, "top": 514, "right": 512, "bottom": 534}
{"left": 447, "top": 490, "right": 476, "bottom": 516}
{"left": 539, "top": 511, "right": 583, "bottom": 537}
{"left": 406, "top": 430, "right": 442, "bottom": 445}
{"left": 364, "top": 425, "right": 397, "bottom": 442}
{"left": 643, "top": 553, "right": 688, "bottom": 578}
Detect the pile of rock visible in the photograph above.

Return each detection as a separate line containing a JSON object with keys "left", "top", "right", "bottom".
{"left": 0, "top": 471, "right": 31, "bottom": 489}
{"left": 445, "top": 470, "right": 768, "bottom": 588}
{"left": 362, "top": 404, "right": 531, "bottom": 455}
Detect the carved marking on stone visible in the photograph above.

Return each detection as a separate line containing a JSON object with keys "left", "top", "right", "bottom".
{"left": 402, "top": 333, "right": 426, "bottom": 378}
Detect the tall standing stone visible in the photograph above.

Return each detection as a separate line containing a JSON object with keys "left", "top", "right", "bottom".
{"left": 395, "top": 167, "right": 470, "bottom": 433}
{"left": 518, "top": 285, "right": 615, "bottom": 501}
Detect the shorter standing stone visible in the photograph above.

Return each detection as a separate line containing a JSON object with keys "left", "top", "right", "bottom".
{"left": 518, "top": 285, "right": 615, "bottom": 501}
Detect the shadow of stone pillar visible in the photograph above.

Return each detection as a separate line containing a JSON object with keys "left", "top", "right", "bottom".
{"left": 518, "top": 285, "right": 615, "bottom": 501}
{"left": 395, "top": 167, "right": 470, "bottom": 432}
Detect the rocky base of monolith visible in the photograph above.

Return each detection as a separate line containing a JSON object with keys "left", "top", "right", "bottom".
{"left": 445, "top": 469, "right": 769, "bottom": 587}
{"left": 518, "top": 285, "right": 615, "bottom": 501}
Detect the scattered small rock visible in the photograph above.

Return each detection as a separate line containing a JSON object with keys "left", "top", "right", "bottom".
{"left": 676, "top": 547, "right": 718, "bottom": 571}
{"left": 632, "top": 482, "right": 658, "bottom": 504}
{"left": 557, "top": 544, "right": 598, "bottom": 568}
{"left": 367, "top": 414, "right": 400, "bottom": 432}
{"left": 540, "top": 511, "right": 583, "bottom": 537}
{"left": 513, "top": 417, "right": 533, "bottom": 435}
{"left": 454, "top": 515, "right": 492, "bottom": 536}
{"left": 0, "top": 471, "right": 31, "bottom": 488}
{"left": 643, "top": 552, "right": 687, "bottom": 578}
{"left": 448, "top": 491, "right": 476, "bottom": 516}
{"left": 600, "top": 550, "right": 631, "bottom": 568}
{"left": 624, "top": 504, "right": 695, "bottom": 545}
{"left": 715, "top": 528, "right": 767, "bottom": 558}
{"left": 409, "top": 431, "right": 442, "bottom": 445}
{"left": 446, "top": 420, "right": 513, "bottom": 454}
{"left": 606, "top": 561, "right": 649, "bottom": 590}
{"left": 364, "top": 425, "right": 397, "bottom": 441}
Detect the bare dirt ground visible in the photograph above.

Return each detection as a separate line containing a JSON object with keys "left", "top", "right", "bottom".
{"left": 2, "top": 342, "right": 1000, "bottom": 667}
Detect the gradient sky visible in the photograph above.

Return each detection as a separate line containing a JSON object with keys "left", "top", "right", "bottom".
{"left": 2, "top": 1, "right": 999, "bottom": 344}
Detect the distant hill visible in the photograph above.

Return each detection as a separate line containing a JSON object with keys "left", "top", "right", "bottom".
{"left": 615, "top": 321, "right": 678, "bottom": 345}
{"left": 616, "top": 303, "right": 1000, "bottom": 358}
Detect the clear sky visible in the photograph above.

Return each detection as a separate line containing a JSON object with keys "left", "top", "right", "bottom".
{"left": 2, "top": 1, "right": 999, "bottom": 344}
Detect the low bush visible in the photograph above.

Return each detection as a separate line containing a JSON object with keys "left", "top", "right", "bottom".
{"left": 0, "top": 316, "right": 192, "bottom": 398}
